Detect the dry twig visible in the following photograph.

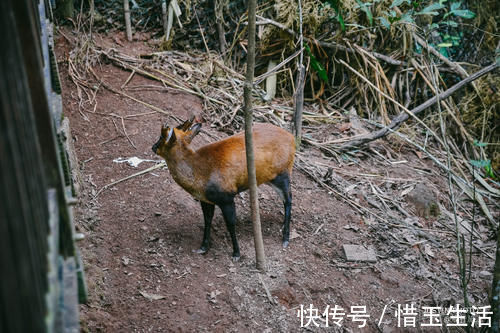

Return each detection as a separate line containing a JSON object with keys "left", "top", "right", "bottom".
{"left": 339, "top": 62, "right": 499, "bottom": 151}
{"left": 94, "top": 162, "right": 166, "bottom": 198}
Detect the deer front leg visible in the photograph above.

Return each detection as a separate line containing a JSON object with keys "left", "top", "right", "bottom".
{"left": 193, "top": 201, "right": 215, "bottom": 254}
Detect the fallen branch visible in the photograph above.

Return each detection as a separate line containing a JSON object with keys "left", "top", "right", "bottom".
{"left": 94, "top": 162, "right": 166, "bottom": 198}
{"left": 254, "top": 48, "right": 303, "bottom": 85}
{"left": 339, "top": 59, "right": 444, "bottom": 148}
{"left": 413, "top": 33, "right": 469, "bottom": 79}
{"left": 339, "top": 62, "right": 499, "bottom": 151}
{"left": 258, "top": 274, "right": 276, "bottom": 305}
{"left": 121, "top": 117, "right": 136, "bottom": 149}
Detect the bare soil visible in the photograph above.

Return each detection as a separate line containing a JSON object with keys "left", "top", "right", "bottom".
{"left": 55, "top": 30, "right": 496, "bottom": 332}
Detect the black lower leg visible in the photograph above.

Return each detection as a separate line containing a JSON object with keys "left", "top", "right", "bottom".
{"left": 195, "top": 201, "right": 214, "bottom": 254}
{"left": 271, "top": 172, "right": 292, "bottom": 247}
{"left": 282, "top": 193, "right": 292, "bottom": 247}
{"left": 219, "top": 200, "right": 240, "bottom": 260}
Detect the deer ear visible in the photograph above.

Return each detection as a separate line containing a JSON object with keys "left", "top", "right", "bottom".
{"left": 190, "top": 122, "right": 202, "bottom": 136}
{"left": 185, "top": 123, "right": 202, "bottom": 143}
{"left": 161, "top": 125, "right": 170, "bottom": 137}
{"left": 176, "top": 115, "right": 195, "bottom": 131}
{"left": 166, "top": 127, "right": 176, "bottom": 144}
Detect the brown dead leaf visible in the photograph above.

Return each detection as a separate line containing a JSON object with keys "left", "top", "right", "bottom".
{"left": 112, "top": 36, "right": 124, "bottom": 46}
{"left": 339, "top": 122, "right": 352, "bottom": 132}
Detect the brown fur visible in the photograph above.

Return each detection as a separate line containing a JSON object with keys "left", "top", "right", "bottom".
{"left": 156, "top": 123, "right": 295, "bottom": 204}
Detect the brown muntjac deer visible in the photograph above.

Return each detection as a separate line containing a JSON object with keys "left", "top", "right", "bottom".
{"left": 152, "top": 117, "right": 295, "bottom": 260}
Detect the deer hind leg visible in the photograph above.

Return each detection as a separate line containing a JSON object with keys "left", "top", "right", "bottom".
{"left": 219, "top": 199, "right": 240, "bottom": 261}
{"left": 270, "top": 172, "right": 292, "bottom": 248}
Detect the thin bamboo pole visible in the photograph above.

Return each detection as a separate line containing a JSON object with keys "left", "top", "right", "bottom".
{"left": 124, "top": 0, "right": 132, "bottom": 41}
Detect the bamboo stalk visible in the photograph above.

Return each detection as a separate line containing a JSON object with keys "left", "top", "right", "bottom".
{"left": 244, "top": 0, "right": 266, "bottom": 271}
{"left": 293, "top": 0, "right": 305, "bottom": 149}
{"left": 123, "top": 0, "right": 132, "bottom": 41}
{"left": 161, "top": 0, "right": 168, "bottom": 38}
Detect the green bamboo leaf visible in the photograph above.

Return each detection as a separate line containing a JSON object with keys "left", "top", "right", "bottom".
{"left": 305, "top": 46, "right": 329, "bottom": 84}
{"left": 450, "top": 9, "right": 475, "bottom": 19}
{"left": 390, "top": 0, "right": 411, "bottom": 8}
{"left": 417, "top": 2, "right": 445, "bottom": 15}
{"left": 388, "top": 16, "right": 401, "bottom": 23}
{"left": 439, "top": 47, "right": 449, "bottom": 57}
{"left": 337, "top": 12, "right": 346, "bottom": 31}
{"left": 325, "top": 0, "right": 339, "bottom": 11}
{"left": 442, "top": 20, "right": 458, "bottom": 27}
{"left": 415, "top": 10, "right": 439, "bottom": 16}
{"left": 356, "top": 0, "right": 373, "bottom": 26}
{"left": 450, "top": 2, "right": 461, "bottom": 10}
{"left": 473, "top": 140, "right": 488, "bottom": 147}
{"left": 470, "top": 160, "right": 490, "bottom": 168}
{"left": 470, "top": 159, "right": 495, "bottom": 179}
{"left": 437, "top": 42, "right": 453, "bottom": 47}
{"left": 325, "top": 0, "right": 346, "bottom": 31}
{"left": 400, "top": 11, "right": 415, "bottom": 23}
{"left": 484, "top": 164, "right": 496, "bottom": 179}
{"left": 378, "top": 17, "right": 391, "bottom": 29}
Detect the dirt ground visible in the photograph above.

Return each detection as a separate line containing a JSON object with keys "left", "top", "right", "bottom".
{"left": 55, "top": 30, "right": 496, "bottom": 332}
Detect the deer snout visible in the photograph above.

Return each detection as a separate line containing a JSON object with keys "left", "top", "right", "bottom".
{"left": 152, "top": 142, "right": 159, "bottom": 154}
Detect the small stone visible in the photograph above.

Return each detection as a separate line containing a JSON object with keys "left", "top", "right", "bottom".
{"left": 479, "top": 270, "right": 492, "bottom": 278}
{"left": 343, "top": 244, "right": 377, "bottom": 263}
{"left": 407, "top": 184, "right": 440, "bottom": 218}
{"left": 122, "top": 256, "right": 130, "bottom": 266}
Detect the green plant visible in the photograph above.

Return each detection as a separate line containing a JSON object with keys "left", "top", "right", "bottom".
{"left": 471, "top": 140, "right": 496, "bottom": 179}
{"left": 305, "top": 45, "right": 329, "bottom": 85}
{"left": 323, "top": 0, "right": 345, "bottom": 31}
{"left": 470, "top": 159, "right": 495, "bottom": 179}
{"left": 355, "top": 0, "right": 374, "bottom": 26}
{"left": 377, "top": 0, "right": 475, "bottom": 59}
